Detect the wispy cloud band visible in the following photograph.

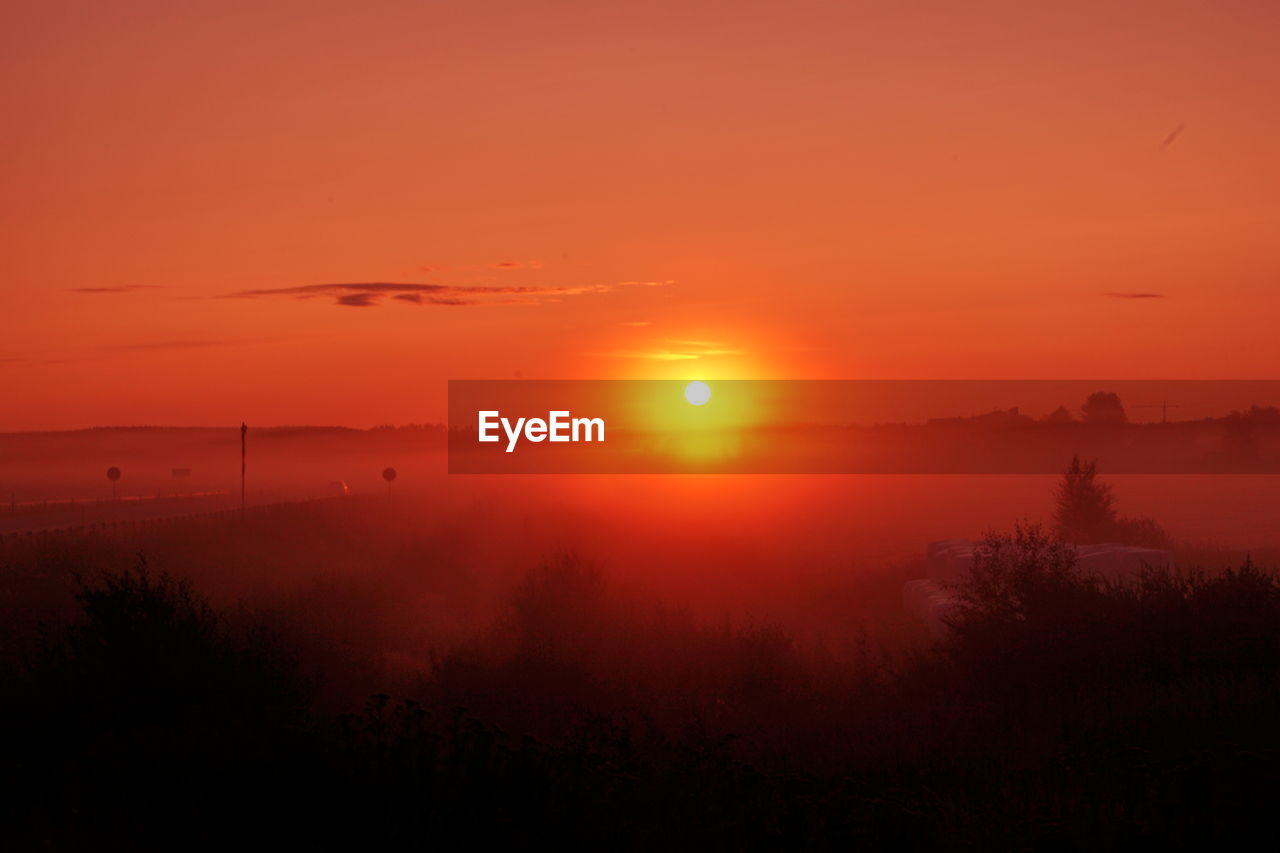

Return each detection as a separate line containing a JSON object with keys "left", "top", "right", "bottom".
{"left": 224, "top": 280, "right": 671, "bottom": 308}
{"left": 592, "top": 339, "right": 743, "bottom": 361}
{"left": 68, "top": 285, "right": 167, "bottom": 294}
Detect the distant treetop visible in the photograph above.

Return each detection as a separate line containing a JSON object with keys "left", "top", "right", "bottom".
{"left": 1081, "top": 392, "right": 1127, "bottom": 424}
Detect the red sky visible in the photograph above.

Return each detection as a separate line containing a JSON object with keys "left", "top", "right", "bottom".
{"left": 3, "top": 0, "right": 1278, "bottom": 430}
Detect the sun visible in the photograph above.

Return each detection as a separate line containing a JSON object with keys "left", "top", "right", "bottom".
{"left": 622, "top": 379, "right": 767, "bottom": 465}
{"left": 684, "top": 380, "right": 711, "bottom": 406}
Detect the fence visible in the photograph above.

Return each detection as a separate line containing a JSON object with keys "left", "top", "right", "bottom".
{"left": 5, "top": 490, "right": 232, "bottom": 517}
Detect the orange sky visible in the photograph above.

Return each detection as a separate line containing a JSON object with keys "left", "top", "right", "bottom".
{"left": 3, "top": 0, "right": 1278, "bottom": 430}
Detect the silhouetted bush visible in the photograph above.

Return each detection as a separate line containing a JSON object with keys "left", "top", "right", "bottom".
{"left": 6, "top": 561, "right": 313, "bottom": 849}
{"left": 947, "top": 523, "right": 1280, "bottom": 698}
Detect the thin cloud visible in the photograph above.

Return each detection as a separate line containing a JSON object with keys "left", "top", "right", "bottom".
{"left": 593, "top": 338, "right": 742, "bottom": 361}
{"left": 594, "top": 350, "right": 702, "bottom": 361}
{"left": 662, "top": 339, "right": 743, "bottom": 356}
{"left": 106, "top": 340, "right": 237, "bottom": 352}
{"left": 17, "top": 338, "right": 288, "bottom": 364}
{"left": 1103, "top": 292, "right": 1166, "bottom": 299}
{"left": 1159, "top": 124, "right": 1185, "bottom": 151}
{"left": 0, "top": 341, "right": 247, "bottom": 367}
{"left": 416, "top": 260, "right": 542, "bottom": 273}
{"left": 224, "top": 279, "right": 670, "bottom": 308}
{"left": 68, "top": 285, "right": 167, "bottom": 294}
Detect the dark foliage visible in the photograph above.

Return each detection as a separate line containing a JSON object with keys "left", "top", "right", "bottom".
{"left": 5, "top": 526, "right": 1280, "bottom": 849}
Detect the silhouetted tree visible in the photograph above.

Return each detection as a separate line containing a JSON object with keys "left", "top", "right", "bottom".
{"left": 1081, "top": 391, "right": 1127, "bottom": 424}
{"left": 1052, "top": 456, "right": 1116, "bottom": 542}
{"left": 1051, "top": 455, "right": 1173, "bottom": 547}
{"left": 1041, "top": 405, "right": 1075, "bottom": 424}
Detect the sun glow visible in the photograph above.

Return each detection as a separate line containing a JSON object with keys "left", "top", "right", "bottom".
{"left": 684, "top": 381, "right": 711, "bottom": 406}
{"left": 612, "top": 379, "right": 770, "bottom": 466}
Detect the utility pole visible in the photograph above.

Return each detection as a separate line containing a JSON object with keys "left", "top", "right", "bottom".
{"left": 1135, "top": 401, "right": 1181, "bottom": 424}
{"left": 240, "top": 422, "right": 247, "bottom": 514}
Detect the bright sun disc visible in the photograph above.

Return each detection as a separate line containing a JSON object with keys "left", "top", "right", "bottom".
{"left": 684, "top": 380, "right": 711, "bottom": 406}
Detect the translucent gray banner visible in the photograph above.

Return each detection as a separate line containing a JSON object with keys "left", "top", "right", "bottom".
{"left": 448, "top": 380, "right": 1280, "bottom": 474}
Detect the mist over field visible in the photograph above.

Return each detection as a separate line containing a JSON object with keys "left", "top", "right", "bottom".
{"left": 7, "top": 425, "right": 1280, "bottom": 656}
{"left": 5, "top": 426, "right": 1280, "bottom": 846}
